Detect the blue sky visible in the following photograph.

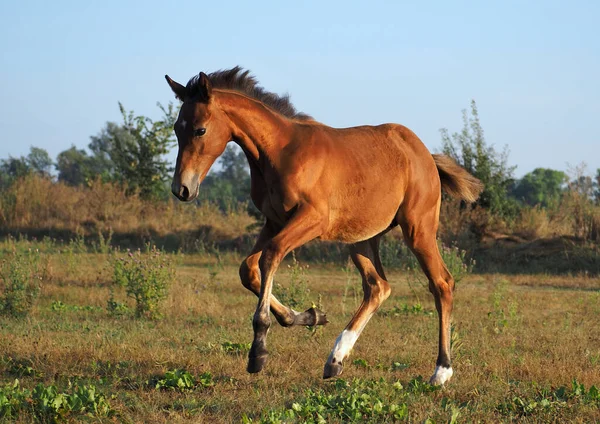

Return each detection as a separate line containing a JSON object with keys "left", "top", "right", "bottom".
{"left": 1, "top": 0, "right": 598, "bottom": 177}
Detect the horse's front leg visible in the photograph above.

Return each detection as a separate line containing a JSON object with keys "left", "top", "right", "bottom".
{"left": 240, "top": 221, "right": 328, "bottom": 328}
{"left": 247, "top": 206, "right": 325, "bottom": 373}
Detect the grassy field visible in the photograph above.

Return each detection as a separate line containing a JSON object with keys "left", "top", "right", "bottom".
{"left": 0, "top": 243, "right": 599, "bottom": 423}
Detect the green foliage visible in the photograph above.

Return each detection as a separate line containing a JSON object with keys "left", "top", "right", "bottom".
{"left": 406, "top": 376, "right": 439, "bottom": 394}
{"left": 511, "top": 168, "right": 568, "bottom": 207}
{"left": 595, "top": 168, "right": 600, "bottom": 203}
{"left": 274, "top": 252, "right": 311, "bottom": 309}
{"left": 221, "top": 341, "right": 252, "bottom": 355}
{"left": 497, "top": 379, "right": 599, "bottom": 418}
{"left": 441, "top": 100, "right": 518, "bottom": 217}
{"left": 199, "top": 145, "right": 253, "bottom": 213}
{"left": 50, "top": 300, "right": 102, "bottom": 313}
{"left": 106, "top": 297, "right": 130, "bottom": 317}
{"left": 0, "top": 379, "right": 112, "bottom": 421}
{"left": 55, "top": 145, "right": 100, "bottom": 186}
{"left": 110, "top": 245, "right": 174, "bottom": 319}
{"left": 438, "top": 243, "right": 474, "bottom": 284}
{"left": 246, "top": 378, "right": 409, "bottom": 423}
{"left": 0, "top": 248, "right": 46, "bottom": 317}
{"left": 88, "top": 102, "right": 177, "bottom": 199}
{"left": 93, "top": 228, "right": 114, "bottom": 254}
{"left": 0, "top": 146, "right": 53, "bottom": 188}
{"left": 352, "top": 358, "right": 370, "bottom": 369}
{"left": 3, "top": 357, "right": 40, "bottom": 378}
{"left": 155, "top": 369, "right": 214, "bottom": 391}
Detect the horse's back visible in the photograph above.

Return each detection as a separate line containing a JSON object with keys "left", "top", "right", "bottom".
{"left": 305, "top": 122, "right": 440, "bottom": 242}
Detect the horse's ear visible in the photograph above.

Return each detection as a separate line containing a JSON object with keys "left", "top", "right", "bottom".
{"left": 198, "top": 72, "right": 212, "bottom": 101}
{"left": 165, "top": 75, "right": 186, "bottom": 100}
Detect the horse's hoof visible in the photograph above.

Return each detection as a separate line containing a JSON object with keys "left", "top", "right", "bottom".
{"left": 323, "top": 359, "right": 344, "bottom": 379}
{"left": 295, "top": 307, "right": 329, "bottom": 326}
{"left": 306, "top": 307, "right": 329, "bottom": 326}
{"left": 247, "top": 355, "right": 268, "bottom": 374}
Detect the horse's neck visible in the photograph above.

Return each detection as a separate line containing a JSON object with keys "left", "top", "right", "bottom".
{"left": 216, "top": 91, "right": 293, "bottom": 168}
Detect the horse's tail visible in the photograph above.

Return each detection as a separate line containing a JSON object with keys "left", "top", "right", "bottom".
{"left": 432, "top": 154, "right": 483, "bottom": 203}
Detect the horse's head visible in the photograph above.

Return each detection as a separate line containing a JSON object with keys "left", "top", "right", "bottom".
{"left": 165, "top": 72, "right": 230, "bottom": 202}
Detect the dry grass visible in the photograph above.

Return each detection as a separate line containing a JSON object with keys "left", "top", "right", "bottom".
{"left": 0, "top": 175, "right": 255, "bottom": 250}
{"left": 1, "top": 248, "right": 599, "bottom": 423}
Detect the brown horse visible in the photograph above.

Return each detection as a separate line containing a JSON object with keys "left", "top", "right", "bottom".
{"left": 165, "top": 67, "right": 482, "bottom": 385}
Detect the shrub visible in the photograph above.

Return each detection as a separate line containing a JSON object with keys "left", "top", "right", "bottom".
{"left": 110, "top": 245, "right": 174, "bottom": 319}
{"left": 0, "top": 248, "right": 47, "bottom": 317}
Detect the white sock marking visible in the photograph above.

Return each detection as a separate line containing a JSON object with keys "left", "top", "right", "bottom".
{"left": 328, "top": 330, "right": 358, "bottom": 364}
{"left": 430, "top": 365, "right": 453, "bottom": 385}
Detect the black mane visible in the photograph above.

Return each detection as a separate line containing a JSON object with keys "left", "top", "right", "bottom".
{"left": 185, "top": 66, "right": 312, "bottom": 121}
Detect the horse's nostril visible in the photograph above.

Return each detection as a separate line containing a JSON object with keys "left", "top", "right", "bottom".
{"left": 180, "top": 185, "right": 190, "bottom": 200}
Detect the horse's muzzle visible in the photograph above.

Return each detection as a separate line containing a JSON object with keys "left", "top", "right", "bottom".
{"left": 171, "top": 181, "right": 197, "bottom": 202}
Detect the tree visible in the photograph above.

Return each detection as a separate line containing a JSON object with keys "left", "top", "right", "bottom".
{"left": 198, "top": 145, "right": 252, "bottom": 212}
{"left": 88, "top": 102, "right": 177, "bottom": 199}
{"left": 511, "top": 168, "right": 568, "bottom": 207}
{"left": 27, "top": 147, "right": 53, "bottom": 177}
{"left": 0, "top": 146, "right": 53, "bottom": 187}
{"left": 595, "top": 169, "right": 600, "bottom": 203}
{"left": 567, "top": 162, "right": 596, "bottom": 200}
{"left": 440, "top": 100, "right": 517, "bottom": 217}
{"left": 56, "top": 145, "right": 95, "bottom": 186}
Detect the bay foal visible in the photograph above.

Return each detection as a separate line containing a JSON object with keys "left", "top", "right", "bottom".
{"left": 165, "top": 67, "right": 482, "bottom": 385}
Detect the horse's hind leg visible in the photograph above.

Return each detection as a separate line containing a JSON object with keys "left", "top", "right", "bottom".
{"left": 400, "top": 212, "right": 455, "bottom": 385}
{"left": 239, "top": 221, "right": 328, "bottom": 328}
{"left": 323, "top": 237, "right": 391, "bottom": 378}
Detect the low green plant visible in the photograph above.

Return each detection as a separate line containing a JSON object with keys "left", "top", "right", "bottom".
{"left": 3, "top": 357, "right": 39, "bottom": 378}
{"left": 94, "top": 228, "right": 114, "bottom": 254}
{"left": 221, "top": 341, "right": 251, "bottom": 355}
{"left": 390, "top": 362, "right": 410, "bottom": 371}
{"left": 275, "top": 252, "right": 311, "bottom": 309}
{"left": 50, "top": 300, "right": 102, "bottom": 313}
{"left": 0, "top": 248, "right": 46, "bottom": 317}
{"left": 155, "top": 369, "right": 214, "bottom": 391}
{"left": 110, "top": 245, "right": 174, "bottom": 319}
{"left": 352, "top": 358, "right": 369, "bottom": 369}
{"left": 406, "top": 375, "right": 439, "bottom": 394}
{"left": 244, "top": 378, "right": 408, "bottom": 423}
{"left": 497, "top": 379, "right": 600, "bottom": 419}
{"left": 341, "top": 257, "right": 360, "bottom": 316}
{"left": 0, "top": 379, "right": 112, "bottom": 421}
{"left": 487, "top": 280, "right": 512, "bottom": 333}
{"left": 106, "top": 297, "right": 131, "bottom": 317}
{"left": 438, "top": 243, "right": 474, "bottom": 283}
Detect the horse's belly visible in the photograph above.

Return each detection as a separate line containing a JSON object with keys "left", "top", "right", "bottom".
{"left": 321, "top": 205, "right": 398, "bottom": 243}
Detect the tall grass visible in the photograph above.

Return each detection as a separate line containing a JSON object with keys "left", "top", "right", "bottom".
{"left": 1, "top": 175, "right": 599, "bottom": 274}
{"left": 0, "top": 175, "right": 255, "bottom": 251}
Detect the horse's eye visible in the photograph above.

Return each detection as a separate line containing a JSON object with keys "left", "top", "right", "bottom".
{"left": 193, "top": 128, "right": 206, "bottom": 137}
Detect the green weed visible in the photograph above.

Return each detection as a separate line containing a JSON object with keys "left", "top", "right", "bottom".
{"left": 0, "top": 248, "right": 46, "bottom": 317}
{"left": 0, "top": 379, "right": 112, "bottom": 421}
{"left": 50, "top": 300, "right": 102, "bottom": 313}
{"left": 341, "top": 258, "right": 360, "bottom": 316}
{"left": 94, "top": 228, "right": 114, "bottom": 254}
{"left": 275, "top": 252, "right": 311, "bottom": 309}
{"left": 154, "top": 369, "right": 214, "bottom": 391}
{"left": 110, "top": 245, "right": 174, "bottom": 319}
{"left": 221, "top": 341, "right": 252, "bottom": 355}
{"left": 245, "top": 378, "right": 408, "bottom": 423}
